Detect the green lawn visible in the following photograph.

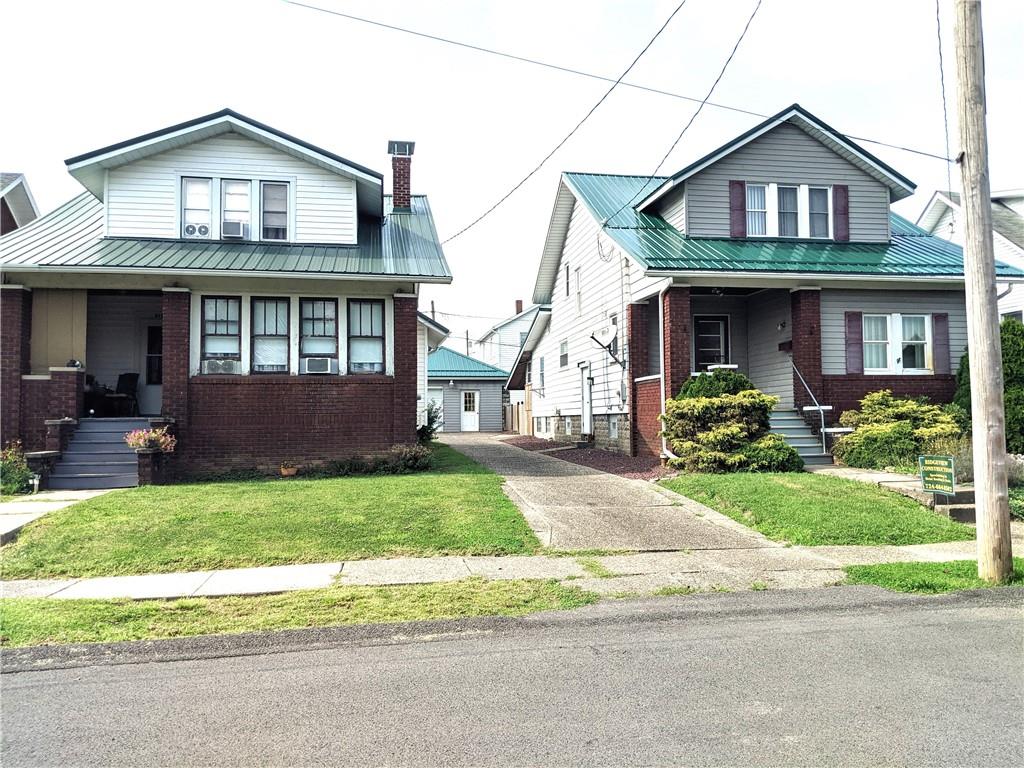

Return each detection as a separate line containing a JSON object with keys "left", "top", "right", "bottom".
{"left": 661, "top": 472, "right": 975, "bottom": 546}
{"left": 845, "top": 558, "right": 1024, "bottom": 593}
{"left": 0, "top": 578, "right": 597, "bottom": 648}
{"left": 0, "top": 445, "right": 539, "bottom": 580}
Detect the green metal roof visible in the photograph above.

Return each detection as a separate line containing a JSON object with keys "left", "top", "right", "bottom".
{"left": 0, "top": 192, "right": 451, "bottom": 281}
{"left": 428, "top": 348, "right": 508, "bottom": 379}
{"left": 564, "top": 172, "right": 1024, "bottom": 279}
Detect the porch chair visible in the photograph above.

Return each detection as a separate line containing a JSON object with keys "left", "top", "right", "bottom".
{"left": 105, "top": 373, "right": 140, "bottom": 417}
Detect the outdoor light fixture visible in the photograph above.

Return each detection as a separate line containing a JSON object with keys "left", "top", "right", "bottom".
{"left": 777, "top": 321, "right": 787, "bottom": 332}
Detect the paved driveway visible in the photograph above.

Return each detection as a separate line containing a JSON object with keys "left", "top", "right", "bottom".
{"left": 442, "top": 433, "right": 768, "bottom": 551}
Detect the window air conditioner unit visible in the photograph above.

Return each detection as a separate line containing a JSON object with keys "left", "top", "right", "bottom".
{"left": 202, "top": 359, "right": 241, "bottom": 375}
{"left": 222, "top": 220, "right": 248, "bottom": 239}
{"left": 300, "top": 357, "right": 338, "bottom": 375}
{"left": 183, "top": 223, "right": 210, "bottom": 239}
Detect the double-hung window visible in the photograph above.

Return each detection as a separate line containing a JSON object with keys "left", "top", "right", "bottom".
{"left": 300, "top": 298, "right": 338, "bottom": 365}
{"left": 863, "top": 313, "right": 932, "bottom": 374}
{"left": 539, "top": 357, "right": 545, "bottom": 390}
{"left": 559, "top": 340, "right": 569, "bottom": 368}
{"left": 222, "top": 180, "right": 251, "bottom": 237}
{"left": 251, "top": 298, "right": 290, "bottom": 373}
{"left": 574, "top": 267, "right": 582, "bottom": 315}
{"left": 809, "top": 187, "right": 830, "bottom": 238}
{"left": 777, "top": 186, "right": 799, "bottom": 237}
{"left": 525, "top": 361, "right": 532, "bottom": 386}
{"left": 182, "top": 178, "right": 212, "bottom": 238}
{"left": 348, "top": 299, "right": 385, "bottom": 374}
{"left": 261, "top": 182, "right": 288, "bottom": 241}
{"left": 202, "top": 297, "right": 241, "bottom": 361}
{"left": 746, "top": 184, "right": 767, "bottom": 236}
{"left": 609, "top": 313, "right": 618, "bottom": 357}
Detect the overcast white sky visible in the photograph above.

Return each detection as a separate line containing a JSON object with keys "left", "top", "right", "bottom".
{"left": 3, "top": 0, "right": 1022, "bottom": 349}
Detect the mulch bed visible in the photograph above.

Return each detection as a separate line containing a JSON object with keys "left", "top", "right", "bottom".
{"left": 500, "top": 436, "right": 560, "bottom": 452}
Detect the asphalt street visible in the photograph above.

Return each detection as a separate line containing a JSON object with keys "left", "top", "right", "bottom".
{"left": 2, "top": 586, "right": 1022, "bottom": 767}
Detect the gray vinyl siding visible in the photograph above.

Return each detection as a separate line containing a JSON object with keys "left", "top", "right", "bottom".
{"left": 820, "top": 289, "right": 968, "bottom": 375}
{"left": 659, "top": 190, "right": 686, "bottom": 233}
{"left": 690, "top": 295, "right": 748, "bottom": 373}
{"left": 685, "top": 122, "right": 891, "bottom": 242}
{"left": 745, "top": 289, "right": 793, "bottom": 407}
{"left": 430, "top": 379, "right": 504, "bottom": 432}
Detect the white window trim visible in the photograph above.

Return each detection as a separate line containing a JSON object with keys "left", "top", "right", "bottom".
{"left": 559, "top": 339, "right": 569, "bottom": 369}
{"left": 574, "top": 267, "right": 582, "bottom": 316}
{"left": 175, "top": 172, "right": 297, "bottom": 242}
{"left": 863, "top": 313, "right": 933, "bottom": 375}
{"left": 259, "top": 180, "right": 291, "bottom": 242}
{"left": 745, "top": 182, "right": 834, "bottom": 240}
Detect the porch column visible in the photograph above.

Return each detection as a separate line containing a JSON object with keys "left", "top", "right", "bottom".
{"left": 161, "top": 288, "right": 191, "bottom": 427}
{"left": 662, "top": 286, "right": 691, "bottom": 403}
{"left": 392, "top": 294, "right": 418, "bottom": 444}
{"left": 1, "top": 286, "right": 31, "bottom": 444}
{"left": 790, "top": 288, "right": 823, "bottom": 408}
{"left": 627, "top": 301, "right": 649, "bottom": 456}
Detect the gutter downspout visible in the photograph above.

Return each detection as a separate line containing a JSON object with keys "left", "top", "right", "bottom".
{"left": 658, "top": 284, "right": 679, "bottom": 461}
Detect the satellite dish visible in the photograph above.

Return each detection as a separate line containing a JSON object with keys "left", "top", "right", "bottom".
{"left": 593, "top": 325, "right": 617, "bottom": 348}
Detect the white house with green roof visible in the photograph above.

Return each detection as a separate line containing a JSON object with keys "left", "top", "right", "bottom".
{"left": 427, "top": 347, "right": 507, "bottom": 433}
{"left": 507, "top": 104, "right": 1024, "bottom": 461}
{"left": 0, "top": 109, "right": 451, "bottom": 486}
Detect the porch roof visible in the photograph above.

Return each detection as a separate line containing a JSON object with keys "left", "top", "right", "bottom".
{"left": 563, "top": 172, "right": 1024, "bottom": 280}
{"left": 0, "top": 192, "right": 452, "bottom": 282}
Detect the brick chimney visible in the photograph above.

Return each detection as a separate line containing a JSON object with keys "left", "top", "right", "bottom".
{"left": 387, "top": 140, "right": 415, "bottom": 211}
{"left": 515, "top": 299, "right": 523, "bottom": 315}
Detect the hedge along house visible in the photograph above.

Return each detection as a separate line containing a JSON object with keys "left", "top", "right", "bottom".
{"left": 426, "top": 348, "right": 508, "bottom": 433}
{"left": 0, "top": 110, "right": 451, "bottom": 488}
{"left": 508, "top": 104, "right": 1024, "bottom": 463}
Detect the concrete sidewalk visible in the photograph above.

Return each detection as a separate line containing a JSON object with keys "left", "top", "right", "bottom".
{"left": 1, "top": 490, "right": 110, "bottom": 544}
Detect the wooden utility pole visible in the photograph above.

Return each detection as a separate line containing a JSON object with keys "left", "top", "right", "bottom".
{"left": 954, "top": 0, "right": 1013, "bottom": 581}
{"left": 465, "top": 330, "right": 470, "bottom": 356}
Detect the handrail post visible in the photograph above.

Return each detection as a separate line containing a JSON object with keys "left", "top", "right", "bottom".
{"left": 791, "top": 360, "right": 827, "bottom": 455}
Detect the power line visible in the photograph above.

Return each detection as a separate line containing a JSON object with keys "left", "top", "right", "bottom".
{"left": 437, "top": 0, "right": 692, "bottom": 244}
{"left": 283, "top": 0, "right": 951, "bottom": 163}
{"left": 605, "top": 0, "right": 763, "bottom": 224}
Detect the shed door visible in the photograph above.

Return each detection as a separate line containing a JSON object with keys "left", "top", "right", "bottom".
{"left": 460, "top": 390, "right": 480, "bottom": 432}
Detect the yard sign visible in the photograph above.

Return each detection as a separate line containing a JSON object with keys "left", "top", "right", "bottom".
{"left": 918, "top": 455, "right": 955, "bottom": 496}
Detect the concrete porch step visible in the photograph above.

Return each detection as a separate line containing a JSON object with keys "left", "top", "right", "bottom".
{"left": 77, "top": 418, "right": 151, "bottom": 432}
{"left": 936, "top": 503, "right": 976, "bottom": 523}
{"left": 801, "top": 454, "right": 834, "bottom": 466}
{"left": 63, "top": 444, "right": 137, "bottom": 455}
{"left": 54, "top": 460, "right": 138, "bottom": 475}
{"left": 47, "top": 473, "right": 138, "bottom": 490}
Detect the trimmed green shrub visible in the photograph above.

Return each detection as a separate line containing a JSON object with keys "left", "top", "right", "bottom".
{"left": 662, "top": 389, "right": 802, "bottom": 473}
{"left": 1, "top": 441, "right": 34, "bottom": 496}
{"left": 417, "top": 402, "right": 443, "bottom": 445}
{"left": 306, "top": 444, "right": 433, "bottom": 478}
{"left": 832, "top": 422, "right": 918, "bottom": 469}
{"left": 954, "top": 317, "right": 1024, "bottom": 453}
{"left": 678, "top": 369, "right": 755, "bottom": 399}
{"left": 941, "top": 402, "right": 971, "bottom": 434}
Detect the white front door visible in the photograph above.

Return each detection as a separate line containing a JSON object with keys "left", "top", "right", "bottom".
{"left": 137, "top": 322, "right": 163, "bottom": 416}
{"left": 427, "top": 387, "right": 445, "bottom": 431}
{"left": 580, "top": 363, "right": 593, "bottom": 435}
{"left": 460, "top": 390, "right": 480, "bottom": 432}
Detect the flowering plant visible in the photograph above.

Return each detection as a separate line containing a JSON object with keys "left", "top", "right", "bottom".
{"left": 124, "top": 427, "right": 177, "bottom": 453}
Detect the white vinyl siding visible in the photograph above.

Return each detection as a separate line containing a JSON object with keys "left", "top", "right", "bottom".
{"left": 477, "top": 307, "right": 540, "bottom": 371}
{"left": 819, "top": 289, "right": 968, "bottom": 375}
{"left": 417, "top": 323, "right": 429, "bottom": 425}
{"left": 529, "top": 200, "right": 630, "bottom": 423}
{"left": 106, "top": 133, "right": 357, "bottom": 243}
{"left": 745, "top": 289, "right": 793, "bottom": 407}
{"left": 685, "top": 122, "right": 891, "bottom": 242}
{"left": 658, "top": 190, "right": 687, "bottom": 233}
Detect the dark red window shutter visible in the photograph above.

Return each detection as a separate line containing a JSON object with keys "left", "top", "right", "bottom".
{"left": 932, "top": 313, "right": 950, "bottom": 374}
{"left": 729, "top": 180, "right": 746, "bottom": 238}
{"left": 845, "top": 311, "right": 863, "bottom": 374}
{"left": 834, "top": 185, "right": 850, "bottom": 242}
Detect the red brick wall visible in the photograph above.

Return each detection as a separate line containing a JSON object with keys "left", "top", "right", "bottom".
{"left": 823, "top": 375, "right": 957, "bottom": 420}
{"left": 1, "top": 288, "right": 31, "bottom": 446}
{"left": 19, "top": 371, "right": 84, "bottom": 452}
{"left": 391, "top": 296, "right": 418, "bottom": 445}
{"left": 662, "top": 287, "right": 691, "bottom": 402}
{"left": 790, "top": 290, "right": 822, "bottom": 408}
{"left": 392, "top": 156, "right": 411, "bottom": 210}
{"left": 634, "top": 378, "right": 662, "bottom": 458}
{"left": 627, "top": 302, "right": 649, "bottom": 456}
{"left": 161, "top": 290, "right": 190, "bottom": 427}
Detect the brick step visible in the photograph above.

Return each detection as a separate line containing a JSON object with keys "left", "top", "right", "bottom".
{"left": 47, "top": 473, "right": 139, "bottom": 490}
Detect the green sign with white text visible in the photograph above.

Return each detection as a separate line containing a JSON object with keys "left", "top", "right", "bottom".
{"left": 919, "top": 455, "right": 955, "bottom": 496}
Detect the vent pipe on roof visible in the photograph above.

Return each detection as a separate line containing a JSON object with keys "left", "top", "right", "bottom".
{"left": 387, "top": 140, "right": 415, "bottom": 212}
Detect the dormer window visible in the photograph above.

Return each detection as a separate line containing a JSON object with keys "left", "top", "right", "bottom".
{"left": 738, "top": 182, "right": 834, "bottom": 239}
{"left": 777, "top": 186, "right": 799, "bottom": 237}
{"left": 182, "top": 178, "right": 212, "bottom": 238}
{"left": 179, "top": 177, "right": 291, "bottom": 242}
{"left": 809, "top": 187, "right": 830, "bottom": 238}
{"left": 746, "top": 184, "right": 767, "bottom": 236}
{"left": 261, "top": 182, "right": 289, "bottom": 241}
{"left": 222, "top": 180, "right": 251, "bottom": 239}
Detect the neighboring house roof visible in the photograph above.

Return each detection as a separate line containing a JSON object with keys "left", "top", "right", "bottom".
{"left": 64, "top": 108, "right": 384, "bottom": 216}
{"left": 637, "top": 104, "right": 916, "bottom": 212}
{"left": 531, "top": 172, "right": 1024, "bottom": 303}
{"left": 0, "top": 192, "right": 452, "bottom": 282}
{"left": 916, "top": 190, "right": 1024, "bottom": 252}
{"left": 417, "top": 312, "right": 451, "bottom": 349}
{"left": 506, "top": 306, "right": 552, "bottom": 389}
{"left": 477, "top": 303, "right": 541, "bottom": 343}
{"left": 0, "top": 173, "right": 40, "bottom": 228}
{"left": 428, "top": 347, "right": 509, "bottom": 379}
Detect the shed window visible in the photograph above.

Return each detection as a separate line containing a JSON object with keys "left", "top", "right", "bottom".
{"left": 300, "top": 299, "right": 338, "bottom": 361}
{"left": 251, "top": 298, "right": 289, "bottom": 373}
{"left": 261, "top": 182, "right": 289, "bottom": 241}
{"left": 202, "top": 297, "right": 241, "bottom": 360}
{"left": 348, "top": 299, "right": 385, "bottom": 374}
{"left": 182, "top": 178, "right": 212, "bottom": 238}
{"left": 746, "top": 184, "right": 767, "bottom": 236}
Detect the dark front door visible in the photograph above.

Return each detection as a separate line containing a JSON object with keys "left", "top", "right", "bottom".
{"left": 694, "top": 315, "right": 729, "bottom": 371}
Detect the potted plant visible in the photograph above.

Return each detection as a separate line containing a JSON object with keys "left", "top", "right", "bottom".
{"left": 123, "top": 426, "right": 177, "bottom": 453}
{"left": 280, "top": 461, "right": 298, "bottom": 477}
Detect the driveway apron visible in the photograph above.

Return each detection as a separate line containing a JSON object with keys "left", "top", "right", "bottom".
{"left": 441, "top": 434, "right": 766, "bottom": 551}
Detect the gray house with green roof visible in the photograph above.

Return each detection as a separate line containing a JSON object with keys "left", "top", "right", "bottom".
{"left": 507, "top": 104, "right": 1024, "bottom": 461}
{"left": 427, "top": 347, "right": 507, "bottom": 433}
{"left": 0, "top": 109, "right": 451, "bottom": 486}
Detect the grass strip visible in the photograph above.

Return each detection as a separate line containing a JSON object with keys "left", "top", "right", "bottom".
{"left": 844, "top": 558, "right": 1024, "bottom": 593}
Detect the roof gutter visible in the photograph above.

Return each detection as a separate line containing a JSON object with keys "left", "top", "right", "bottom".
{"left": 0, "top": 263, "right": 453, "bottom": 284}
{"left": 640, "top": 268, "right": 1024, "bottom": 284}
